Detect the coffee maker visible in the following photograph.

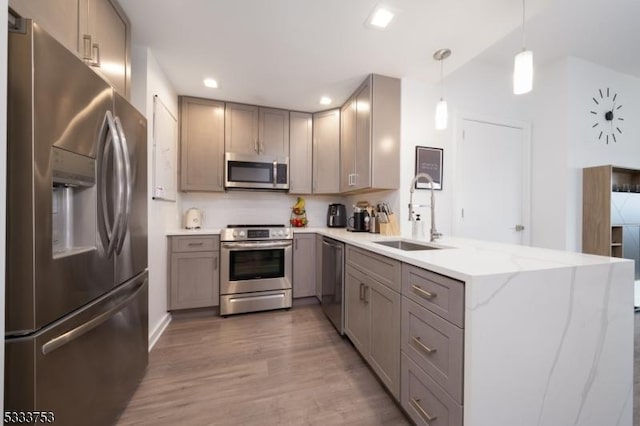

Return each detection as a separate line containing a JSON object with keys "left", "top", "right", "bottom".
{"left": 327, "top": 203, "right": 347, "bottom": 228}
{"left": 348, "top": 206, "right": 370, "bottom": 232}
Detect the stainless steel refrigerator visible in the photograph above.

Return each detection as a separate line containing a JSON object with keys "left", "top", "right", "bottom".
{"left": 5, "top": 19, "right": 148, "bottom": 425}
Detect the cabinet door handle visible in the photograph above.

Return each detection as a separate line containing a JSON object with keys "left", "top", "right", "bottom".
{"left": 359, "top": 282, "right": 364, "bottom": 300}
{"left": 188, "top": 242, "right": 204, "bottom": 247}
{"left": 92, "top": 42, "right": 101, "bottom": 67}
{"left": 410, "top": 398, "right": 437, "bottom": 423}
{"left": 363, "top": 285, "right": 369, "bottom": 303}
{"left": 82, "top": 34, "right": 93, "bottom": 61}
{"left": 412, "top": 284, "right": 436, "bottom": 300}
{"left": 260, "top": 142, "right": 265, "bottom": 153}
{"left": 214, "top": 256, "right": 218, "bottom": 271}
{"left": 295, "top": 239, "right": 298, "bottom": 250}
{"left": 254, "top": 138, "right": 258, "bottom": 153}
{"left": 411, "top": 336, "right": 436, "bottom": 354}
{"left": 218, "top": 173, "right": 222, "bottom": 188}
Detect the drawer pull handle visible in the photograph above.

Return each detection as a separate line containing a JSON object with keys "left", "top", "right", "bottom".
{"left": 412, "top": 284, "right": 436, "bottom": 299}
{"left": 188, "top": 242, "right": 204, "bottom": 246}
{"left": 412, "top": 336, "right": 436, "bottom": 354}
{"left": 410, "top": 397, "right": 437, "bottom": 423}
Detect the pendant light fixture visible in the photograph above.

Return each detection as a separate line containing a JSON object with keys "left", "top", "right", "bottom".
{"left": 513, "top": 0, "right": 533, "bottom": 94}
{"left": 433, "top": 48, "right": 451, "bottom": 130}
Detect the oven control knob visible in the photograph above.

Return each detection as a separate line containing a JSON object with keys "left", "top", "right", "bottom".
{"left": 239, "top": 231, "right": 246, "bottom": 238}
{"left": 232, "top": 231, "right": 238, "bottom": 237}
{"left": 278, "top": 230, "right": 284, "bottom": 236}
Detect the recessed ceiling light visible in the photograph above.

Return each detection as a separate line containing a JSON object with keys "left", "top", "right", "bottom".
{"left": 203, "top": 78, "right": 218, "bottom": 88}
{"left": 366, "top": 5, "right": 396, "bottom": 29}
{"left": 319, "top": 96, "right": 332, "bottom": 105}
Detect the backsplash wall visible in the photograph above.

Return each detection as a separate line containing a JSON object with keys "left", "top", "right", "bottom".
{"left": 179, "top": 192, "right": 347, "bottom": 229}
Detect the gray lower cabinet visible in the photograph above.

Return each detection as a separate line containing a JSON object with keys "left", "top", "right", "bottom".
{"left": 179, "top": 96, "right": 225, "bottom": 191}
{"left": 289, "top": 112, "right": 313, "bottom": 194}
{"left": 293, "top": 234, "right": 316, "bottom": 298}
{"left": 401, "top": 264, "right": 464, "bottom": 426}
{"left": 168, "top": 236, "right": 220, "bottom": 310}
{"left": 345, "top": 245, "right": 401, "bottom": 399}
{"left": 315, "top": 234, "right": 323, "bottom": 300}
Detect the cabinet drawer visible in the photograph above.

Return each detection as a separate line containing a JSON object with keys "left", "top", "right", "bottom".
{"left": 346, "top": 245, "right": 401, "bottom": 292}
{"left": 402, "top": 265, "right": 464, "bottom": 327}
{"left": 171, "top": 236, "right": 219, "bottom": 253}
{"left": 401, "top": 353, "right": 462, "bottom": 426}
{"left": 402, "top": 298, "right": 463, "bottom": 402}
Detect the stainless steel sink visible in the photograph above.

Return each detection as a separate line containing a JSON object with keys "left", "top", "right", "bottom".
{"left": 373, "top": 240, "right": 442, "bottom": 251}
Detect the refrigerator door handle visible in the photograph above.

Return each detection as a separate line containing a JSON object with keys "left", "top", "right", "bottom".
{"left": 114, "top": 116, "right": 132, "bottom": 255}
{"left": 101, "top": 111, "right": 125, "bottom": 257}
{"left": 41, "top": 278, "right": 146, "bottom": 355}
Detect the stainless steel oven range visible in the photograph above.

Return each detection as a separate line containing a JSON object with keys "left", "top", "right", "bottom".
{"left": 220, "top": 225, "right": 292, "bottom": 315}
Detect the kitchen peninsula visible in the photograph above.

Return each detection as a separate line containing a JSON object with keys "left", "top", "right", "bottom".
{"left": 167, "top": 227, "right": 633, "bottom": 426}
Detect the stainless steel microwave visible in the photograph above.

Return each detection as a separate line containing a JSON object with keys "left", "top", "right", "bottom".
{"left": 224, "top": 152, "right": 289, "bottom": 190}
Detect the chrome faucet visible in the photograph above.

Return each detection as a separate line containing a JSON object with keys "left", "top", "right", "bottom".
{"left": 408, "top": 173, "right": 442, "bottom": 242}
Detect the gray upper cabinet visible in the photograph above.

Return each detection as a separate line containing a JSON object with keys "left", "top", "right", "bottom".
{"left": 313, "top": 109, "right": 340, "bottom": 194}
{"left": 289, "top": 112, "right": 313, "bottom": 194}
{"left": 82, "top": 0, "right": 130, "bottom": 98}
{"left": 259, "top": 107, "right": 290, "bottom": 157}
{"left": 225, "top": 102, "right": 259, "bottom": 155}
{"left": 10, "top": 0, "right": 131, "bottom": 98}
{"left": 179, "top": 96, "right": 225, "bottom": 192}
{"left": 225, "top": 103, "right": 289, "bottom": 157}
{"left": 340, "top": 74, "right": 400, "bottom": 194}
{"left": 9, "top": 0, "right": 80, "bottom": 54}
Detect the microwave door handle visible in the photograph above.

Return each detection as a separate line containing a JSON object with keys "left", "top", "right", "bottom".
{"left": 114, "top": 116, "right": 132, "bottom": 254}
{"left": 105, "top": 111, "right": 124, "bottom": 257}
{"left": 273, "top": 161, "right": 277, "bottom": 186}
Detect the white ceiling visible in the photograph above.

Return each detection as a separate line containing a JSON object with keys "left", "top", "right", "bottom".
{"left": 118, "top": 0, "right": 638, "bottom": 112}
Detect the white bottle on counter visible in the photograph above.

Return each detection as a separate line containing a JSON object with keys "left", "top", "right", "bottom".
{"left": 412, "top": 214, "right": 425, "bottom": 239}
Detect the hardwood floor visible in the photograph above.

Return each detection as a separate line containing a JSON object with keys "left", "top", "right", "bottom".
{"left": 120, "top": 306, "right": 640, "bottom": 426}
{"left": 118, "top": 305, "right": 409, "bottom": 425}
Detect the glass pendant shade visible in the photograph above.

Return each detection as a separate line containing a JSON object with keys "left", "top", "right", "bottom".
{"left": 513, "top": 49, "right": 533, "bottom": 95}
{"left": 435, "top": 98, "right": 448, "bottom": 130}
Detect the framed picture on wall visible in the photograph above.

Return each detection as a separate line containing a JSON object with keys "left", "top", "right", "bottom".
{"left": 414, "top": 146, "right": 443, "bottom": 190}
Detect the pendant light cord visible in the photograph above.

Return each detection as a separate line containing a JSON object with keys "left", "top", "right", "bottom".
{"left": 440, "top": 58, "right": 444, "bottom": 100}
{"left": 521, "top": 0, "right": 526, "bottom": 50}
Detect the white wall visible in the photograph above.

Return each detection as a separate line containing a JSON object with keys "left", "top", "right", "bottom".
{"left": 130, "top": 46, "right": 180, "bottom": 347}
{"left": 397, "top": 61, "right": 531, "bottom": 240}
{"left": 1, "top": 0, "right": 8, "bottom": 410}
{"left": 181, "top": 192, "right": 346, "bottom": 229}
{"left": 527, "top": 56, "right": 640, "bottom": 252}
{"left": 565, "top": 57, "right": 640, "bottom": 251}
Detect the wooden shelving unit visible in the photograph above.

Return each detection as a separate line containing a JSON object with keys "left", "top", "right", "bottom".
{"left": 583, "top": 165, "right": 640, "bottom": 257}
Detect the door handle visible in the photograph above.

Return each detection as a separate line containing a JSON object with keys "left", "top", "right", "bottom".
{"left": 273, "top": 161, "right": 278, "bottom": 186}
{"left": 359, "top": 282, "right": 364, "bottom": 300}
{"left": 41, "top": 278, "right": 145, "bottom": 355}
{"left": 114, "top": 116, "right": 132, "bottom": 255}
{"left": 410, "top": 398, "right": 437, "bottom": 423}
{"left": 82, "top": 34, "right": 93, "bottom": 61}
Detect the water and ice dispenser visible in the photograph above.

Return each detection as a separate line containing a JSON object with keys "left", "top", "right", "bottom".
{"left": 51, "top": 147, "right": 97, "bottom": 257}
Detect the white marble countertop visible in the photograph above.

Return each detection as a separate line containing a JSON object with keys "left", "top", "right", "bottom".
{"left": 167, "top": 226, "right": 627, "bottom": 282}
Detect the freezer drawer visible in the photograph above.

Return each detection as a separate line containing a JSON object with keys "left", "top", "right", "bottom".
{"left": 5, "top": 271, "right": 149, "bottom": 426}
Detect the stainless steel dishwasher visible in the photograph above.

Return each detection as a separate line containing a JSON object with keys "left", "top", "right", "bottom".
{"left": 321, "top": 237, "right": 345, "bottom": 334}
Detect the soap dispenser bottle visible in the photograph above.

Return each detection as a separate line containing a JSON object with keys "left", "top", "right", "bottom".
{"left": 412, "top": 214, "right": 425, "bottom": 239}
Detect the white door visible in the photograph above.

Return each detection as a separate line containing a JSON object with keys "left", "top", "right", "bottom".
{"left": 454, "top": 117, "right": 530, "bottom": 245}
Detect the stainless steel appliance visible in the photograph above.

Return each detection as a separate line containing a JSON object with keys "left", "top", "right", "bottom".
{"left": 5, "top": 20, "right": 148, "bottom": 425}
{"left": 327, "top": 203, "right": 347, "bottom": 228}
{"left": 348, "top": 207, "right": 370, "bottom": 232}
{"left": 220, "top": 225, "right": 293, "bottom": 315}
{"left": 224, "top": 152, "right": 289, "bottom": 190}
{"left": 185, "top": 207, "right": 203, "bottom": 229}
{"left": 321, "top": 237, "right": 345, "bottom": 334}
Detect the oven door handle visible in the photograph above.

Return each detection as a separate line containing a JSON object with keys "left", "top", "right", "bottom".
{"left": 222, "top": 241, "right": 292, "bottom": 250}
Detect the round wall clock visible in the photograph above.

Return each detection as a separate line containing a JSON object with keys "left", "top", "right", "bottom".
{"left": 591, "top": 87, "right": 624, "bottom": 144}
